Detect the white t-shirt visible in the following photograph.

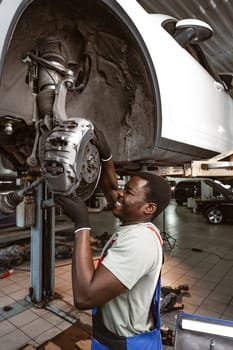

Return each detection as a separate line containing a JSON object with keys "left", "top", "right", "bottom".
{"left": 100, "top": 222, "right": 163, "bottom": 337}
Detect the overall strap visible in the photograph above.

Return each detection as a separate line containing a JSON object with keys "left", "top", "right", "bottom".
{"left": 146, "top": 224, "right": 163, "bottom": 330}
{"left": 91, "top": 224, "right": 163, "bottom": 349}
{"left": 150, "top": 275, "right": 161, "bottom": 329}
{"left": 146, "top": 224, "right": 163, "bottom": 247}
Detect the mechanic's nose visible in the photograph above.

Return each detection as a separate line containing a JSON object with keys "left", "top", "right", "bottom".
{"left": 117, "top": 189, "right": 124, "bottom": 199}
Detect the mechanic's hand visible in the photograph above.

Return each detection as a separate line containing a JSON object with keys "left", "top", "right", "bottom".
{"left": 94, "top": 126, "right": 112, "bottom": 161}
{"left": 55, "top": 196, "right": 90, "bottom": 232}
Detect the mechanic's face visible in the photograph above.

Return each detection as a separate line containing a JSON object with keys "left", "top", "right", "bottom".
{"left": 113, "top": 176, "right": 155, "bottom": 225}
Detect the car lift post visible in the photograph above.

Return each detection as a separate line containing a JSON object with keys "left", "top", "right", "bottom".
{"left": 29, "top": 181, "right": 55, "bottom": 304}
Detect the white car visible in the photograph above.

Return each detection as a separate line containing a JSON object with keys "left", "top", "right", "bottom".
{"left": 0, "top": 0, "right": 233, "bottom": 192}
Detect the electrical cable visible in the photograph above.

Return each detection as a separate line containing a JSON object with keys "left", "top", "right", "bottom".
{"left": 175, "top": 245, "right": 233, "bottom": 262}
{"left": 13, "top": 257, "right": 100, "bottom": 272}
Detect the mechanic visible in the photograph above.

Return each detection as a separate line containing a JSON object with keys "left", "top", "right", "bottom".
{"left": 55, "top": 130, "right": 171, "bottom": 350}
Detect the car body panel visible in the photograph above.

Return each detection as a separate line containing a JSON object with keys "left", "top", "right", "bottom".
{"left": 198, "top": 200, "right": 233, "bottom": 224}
{"left": 137, "top": 12, "right": 233, "bottom": 154}
{"left": 0, "top": 0, "right": 233, "bottom": 174}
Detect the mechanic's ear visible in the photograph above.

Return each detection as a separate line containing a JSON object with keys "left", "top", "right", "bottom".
{"left": 144, "top": 202, "right": 157, "bottom": 216}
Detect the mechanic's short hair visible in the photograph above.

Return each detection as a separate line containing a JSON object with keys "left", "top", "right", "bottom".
{"left": 135, "top": 172, "right": 171, "bottom": 218}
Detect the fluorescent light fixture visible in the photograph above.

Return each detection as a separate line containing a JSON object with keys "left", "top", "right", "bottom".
{"left": 181, "top": 319, "right": 233, "bottom": 338}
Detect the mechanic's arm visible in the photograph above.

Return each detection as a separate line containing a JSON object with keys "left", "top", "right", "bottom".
{"left": 99, "top": 159, "right": 118, "bottom": 208}
{"left": 94, "top": 127, "right": 118, "bottom": 207}
{"left": 55, "top": 196, "right": 126, "bottom": 310}
{"left": 72, "top": 229, "right": 126, "bottom": 309}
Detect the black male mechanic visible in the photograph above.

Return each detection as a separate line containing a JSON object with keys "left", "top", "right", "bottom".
{"left": 55, "top": 129, "right": 171, "bottom": 350}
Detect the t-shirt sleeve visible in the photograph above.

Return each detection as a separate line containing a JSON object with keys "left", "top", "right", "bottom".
{"left": 101, "top": 227, "right": 161, "bottom": 289}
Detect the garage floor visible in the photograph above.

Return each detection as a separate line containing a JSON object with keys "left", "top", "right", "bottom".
{"left": 1, "top": 199, "right": 233, "bottom": 350}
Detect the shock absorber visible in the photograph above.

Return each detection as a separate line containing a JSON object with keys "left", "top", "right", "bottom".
{"left": 35, "top": 37, "right": 74, "bottom": 118}
{"left": 24, "top": 37, "right": 74, "bottom": 120}
{"left": 23, "top": 38, "right": 75, "bottom": 167}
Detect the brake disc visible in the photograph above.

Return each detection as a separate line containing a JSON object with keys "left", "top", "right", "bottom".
{"left": 75, "top": 141, "right": 101, "bottom": 201}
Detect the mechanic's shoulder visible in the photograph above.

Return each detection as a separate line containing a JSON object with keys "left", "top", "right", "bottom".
{"left": 141, "top": 223, "right": 162, "bottom": 244}
{"left": 128, "top": 222, "right": 159, "bottom": 239}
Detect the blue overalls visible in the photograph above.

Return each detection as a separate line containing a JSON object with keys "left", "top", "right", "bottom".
{"left": 91, "top": 276, "right": 162, "bottom": 350}
{"left": 91, "top": 225, "right": 163, "bottom": 350}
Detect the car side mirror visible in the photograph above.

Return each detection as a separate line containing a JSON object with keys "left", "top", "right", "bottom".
{"left": 174, "top": 18, "right": 213, "bottom": 46}
{"left": 219, "top": 73, "right": 233, "bottom": 90}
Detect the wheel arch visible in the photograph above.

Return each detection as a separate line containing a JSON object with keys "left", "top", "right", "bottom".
{"left": 0, "top": 0, "right": 162, "bottom": 171}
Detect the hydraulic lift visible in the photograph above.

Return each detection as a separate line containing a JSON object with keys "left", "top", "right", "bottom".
{"left": 0, "top": 36, "right": 101, "bottom": 321}
{"left": 152, "top": 150, "right": 233, "bottom": 178}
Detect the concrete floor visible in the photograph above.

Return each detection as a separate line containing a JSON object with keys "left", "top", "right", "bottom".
{"left": 1, "top": 199, "right": 233, "bottom": 349}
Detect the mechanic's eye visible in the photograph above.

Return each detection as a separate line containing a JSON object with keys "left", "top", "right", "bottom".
{"left": 125, "top": 188, "right": 132, "bottom": 195}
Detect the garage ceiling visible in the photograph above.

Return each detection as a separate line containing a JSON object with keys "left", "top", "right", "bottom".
{"left": 137, "top": 0, "right": 233, "bottom": 74}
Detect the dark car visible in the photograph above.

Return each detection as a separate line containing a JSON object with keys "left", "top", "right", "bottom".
{"left": 0, "top": 212, "right": 16, "bottom": 228}
{"left": 174, "top": 180, "right": 201, "bottom": 205}
{"left": 0, "top": 173, "right": 19, "bottom": 228}
{"left": 196, "top": 180, "right": 233, "bottom": 224}
{"left": 0, "top": 173, "right": 19, "bottom": 192}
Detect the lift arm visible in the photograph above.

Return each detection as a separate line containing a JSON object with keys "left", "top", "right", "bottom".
{"left": 153, "top": 150, "right": 233, "bottom": 177}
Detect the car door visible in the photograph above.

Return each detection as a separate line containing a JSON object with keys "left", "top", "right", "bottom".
{"left": 221, "top": 200, "right": 233, "bottom": 220}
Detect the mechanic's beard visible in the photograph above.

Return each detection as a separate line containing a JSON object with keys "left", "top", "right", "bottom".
{"left": 112, "top": 206, "right": 123, "bottom": 221}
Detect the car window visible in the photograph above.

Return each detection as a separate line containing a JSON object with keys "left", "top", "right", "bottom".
{"left": 176, "top": 181, "right": 200, "bottom": 189}
{"left": 203, "top": 179, "right": 233, "bottom": 199}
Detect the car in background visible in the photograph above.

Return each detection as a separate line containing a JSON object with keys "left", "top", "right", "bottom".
{"left": 174, "top": 180, "right": 201, "bottom": 205}
{"left": 167, "top": 180, "right": 177, "bottom": 198}
{"left": 0, "top": 173, "right": 18, "bottom": 228}
{"left": 0, "top": 212, "right": 16, "bottom": 228}
{"left": 196, "top": 180, "right": 233, "bottom": 224}
{"left": 0, "top": 173, "right": 18, "bottom": 193}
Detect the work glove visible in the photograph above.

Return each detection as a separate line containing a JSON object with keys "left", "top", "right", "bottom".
{"left": 94, "top": 126, "right": 112, "bottom": 162}
{"left": 55, "top": 196, "right": 91, "bottom": 233}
